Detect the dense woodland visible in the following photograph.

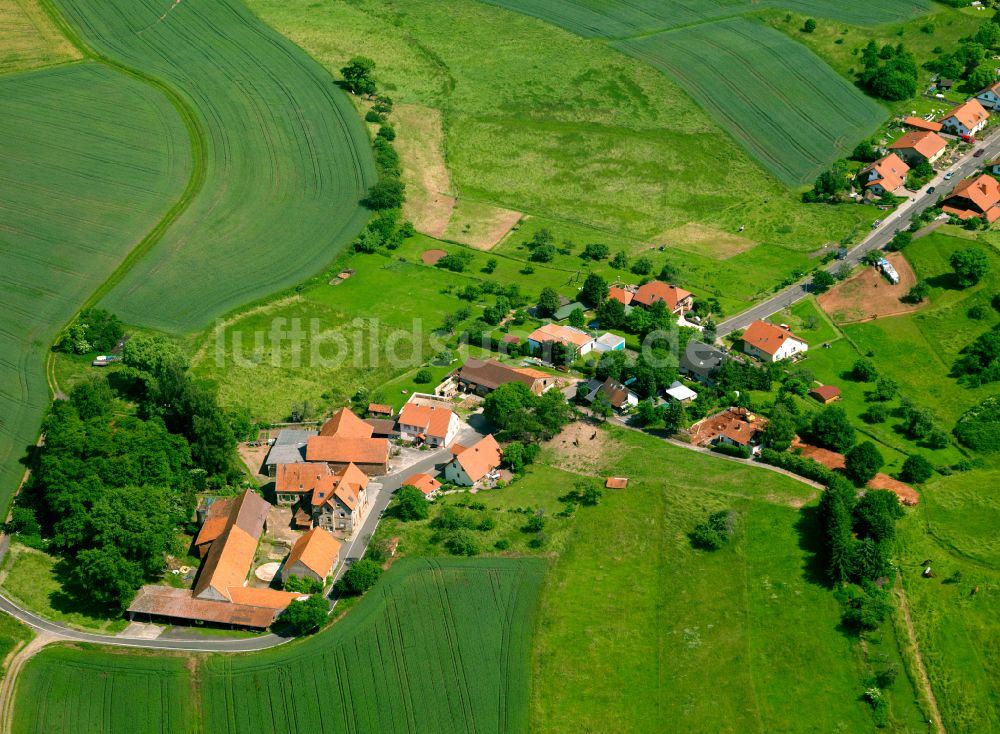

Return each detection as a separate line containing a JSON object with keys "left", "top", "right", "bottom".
{"left": 10, "top": 334, "right": 242, "bottom": 610}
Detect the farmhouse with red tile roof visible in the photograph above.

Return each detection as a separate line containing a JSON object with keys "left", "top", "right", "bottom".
{"left": 889, "top": 130, "right": 947, "bottom": 167}
{"left": 444, "top": 434, "right": 503, "bottom": 487}
{"left": 632, "top": 280, "right": 693, "bottom": 313}
{"left": 942, "top": 174, "right": 1000, "bottom": 223}
{"left": 281, "top": 527, "right": 341, "bottom": 585}
{"left": 859, "top": 153, "right": 909, "bottom": 196}
{"left": 398, "top": 402, "right": 460, "bottom": 447}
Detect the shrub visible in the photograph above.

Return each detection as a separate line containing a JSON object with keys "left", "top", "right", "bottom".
{"left": 494, "top": 538, "right": 511, "bottom": 550}
{"left": 711, "top": 443, "right": 751, "bottom": 459}
{"left": 900, "top": 454, "right": 934, "bottom": 484}
{"left": 413, "top": 368, "right": 433, "bottom": 384}
{"left": 759, "top": 449, "right": 838, "bottom": 485}
{"left": 954, "top": 396, "right": 1000, "bottom": 452}
{"left": 863, "top": 404, "right": 888, "bottom": 424}
{"left": 431, "top": 506, "right": 476, "bottom": 531}
{"left": 527, "top": 532, "right": 548, "bottom": 549}
{"left": 522, "top": 515, "right": 546, "bottom": 533}
{"left": 840, "top": 584, "right": 890, "bottom": 631}
{"left": 803, "top": 18, "right": 817, "bottom": 32}
{"left": 968, "top": 303, "right": 990, "bottom": 320}
{"left": 393, "top": 485, "right": 429, "bottom": 521}
{"left": 334, "top": 559, "right": 383, "bottom": 596}
{"left": 284, "top": 575, "right": 324, "bottom": 594}
{"left": 689, "top": 510, "right": 736, "bottom": 550}
{"left": 444, "top": 529, "right": 480, "bottom": 556}
{"left": 630, "top": 257, "right": 653, "bottom": 275}
{"left": 852, "top": 358, "right": 878, "bottom": 382}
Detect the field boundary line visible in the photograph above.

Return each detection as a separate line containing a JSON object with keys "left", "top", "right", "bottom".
{"left": 0, "top": 632, "right": 56, "bottom": 733}
{"left": 34, "top": 0, "right": 209, "bottom": 326}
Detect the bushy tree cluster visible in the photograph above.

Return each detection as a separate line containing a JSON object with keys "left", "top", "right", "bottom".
{"left": 22, "top": 380, "right": 198, "bottom": 610}
{"left": 483, "top": 383, "right": 573, "bottom": 441}
{"left": 689, "top": 510, "right": 737, "bottom": 550}
{"left": 859, "top": 42, "right": 918, "bottom": 101}
{"left": 953, "top": 395, "right": 1000, "bottom": 452}
{"left": 54, "top": 308, "right": 124, "bottom": 355}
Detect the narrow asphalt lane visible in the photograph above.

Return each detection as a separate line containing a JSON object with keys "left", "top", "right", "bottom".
{"left": 717, "top": 130, "right": 1000, "bottom": 336}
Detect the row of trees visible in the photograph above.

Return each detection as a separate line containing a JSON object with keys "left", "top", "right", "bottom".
{"left": 859, "top": 42, "right": 918, "bottom": 101}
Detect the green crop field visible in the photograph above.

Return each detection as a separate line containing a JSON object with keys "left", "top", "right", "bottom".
{"left": 479, "top": 0, "right": 933, "bottom": 38}
{"left": 0, "top": 0, "right": 80, "bottom": 73}
{"left": 616, "top": 18, "right": 886, "bottom": 185}
{"left": 12, "top": 558, "right": 545, "bottom": 733}
{"left": 47, "top": 0, "right": 376, "bottom": 333}
{"left": 0, "top": 62, "right": 190, "bottom": 508}
{"left": 12, "top": 646, "right": 194, "bottom": 734}
{"left": 249, "top": 0, "right": 876, "bottom": 255}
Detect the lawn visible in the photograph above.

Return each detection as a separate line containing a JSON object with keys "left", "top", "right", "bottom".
{"left": 480, "top": 0, "right": 932, "bottom": 38}
{"left": 12, "top": 645, "right": 195, "bottom": 734}
{"left": 0, "top": 62, "right": 190, "bottom": 510}
{"left": 0, "top": 0, "right": 80, "bottom": 73}
{"left": 896, "top": 466, "right": 1000, "bottom": 734}
{"left": 189, "top": 247, "right": 497, "bottom": 421}
{"left": 49, "top": 0, "right": 376, "bottom": 333}
{"left": 0, "top": 544, "right": 129, "bottom": 633}
{"left": 248, "top": 0, "right": 877, "bottom": 256}
{"left": 615, "top": 18, "right": 886, "bottom": 185}
{"left": 531, "top": 426, "right": 925, "bottom": 732}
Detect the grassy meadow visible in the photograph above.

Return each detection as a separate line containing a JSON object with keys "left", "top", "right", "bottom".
{"left": 616, "top": 18, "right": 886, "bottom": 185}
{"left": 12, "top": 646, "right": 194, "bottom": 734}
{"left": 0, "top": 0, "right": 79, "bottom": 73}
{"left": 0, "top": 62, "right": 190, "bottom": 509}
{"left": 248, "top": 0, "right": 877, "bottom": 255}
{"left": 0, "top": 612, "right": 33, "bottom": 678}
{"left": 48, "top": 0, "right": 376, "bottom": 333}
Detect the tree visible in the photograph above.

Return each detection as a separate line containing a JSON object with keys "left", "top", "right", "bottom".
{"left": 580, "top": 273, "right": 608, "bottom": 308}
{"left": 762, "top": 406, "right": 796, "bottom": 451}
{"left": 568, "top": 307, "right": 586, "bottom": 328}
{"left": 852, "top": 139, "right": 879, "bottom": 163}
{"left": 844, "top": 441, "right": 884, "bottom": 486}
{"left": 631, "top": 257, "right": 653, "bottom": 275}
{"left": 610, "top": 251, "right": 628, "bottom": 269}
{"left": 596, "top": 297, "right": 626, "bottom": 329}
{"left": 886, "top": 230, "right": 912, "bottom": 252}
{"left": 690, "top": 510, "right": 735, "bottom": 550}
{"left": 538, "top": 287, "right": 561, "bottom": 317}
{"left": 335, "top": 559, "right": 383, "bottom": 595}
{"left": 811, "top": 270, "right": 835, "bottom": 294}
{"left": 954, "top": 330, "right": 1000, "bottom": 385}
{"left": 281, "top": 595, "right": 329, "bottom": 635}
{"left": 530, "top": 243, "right": 556, "bottom": 262}
{"left": 444, "top": 529, "right": 480, "bottom": 556}
{"left": 661, "top": 400, "right": 687, "bottom": 434}
{"left": 483, "top": 382, "right": 534, "bottom": 429}
{"left": 364, "top": 179, "right": 405, "bottom": 210}
{"left": 854, "top": 489, "right": 903, "bottom": 544}
{"left": 591, "top": 394, "right": 613, "bottom": 421}
{"left": 72, "top": 547, "right": 145, "bottom": 611}
{"left": 852, "top": 358, "right": 878, "bottom": 382}
{"left": 394, "top": 485, "right": 429, "bottom": 521}
{"left": 340, "top": 56, "right": 376, "bottom": 95}
{"left": 803, "top": 18, "right": 817, "bottom": 33}
{"left": 503, "top": 441, "right": 539, "bottom": 472}
{"left": 483, "top": 258, "right": 498, "bottom": 274}
{"left": 902, "top": 280, "right": 929, "bottom": 304}
{"left": 967, "top": 65, "right": 995, "bottom": 93}
{"left": 581, "top": 243, "right": 609, "bottom": 260}
{"left": 810, "top": 406, "right": 855, "bottom": 452}
{"left": 873, "top": 375, "right": 898, "bottom": 402}
{"left": 950, "top": 247, "right": 990, "bottom": 288}
{"left": 900, "top": 454, "right": 934, "bottom": 484}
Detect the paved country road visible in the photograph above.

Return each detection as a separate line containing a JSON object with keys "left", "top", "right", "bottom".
{"left": 717, "top": 129, "right": 1000, "bottom": 336}
{"left": 0, "top": 441, "right": 468, "bottom": 653}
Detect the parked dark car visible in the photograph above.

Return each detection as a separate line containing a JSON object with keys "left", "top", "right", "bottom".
{"left": 927, "top": 186, "right": 936, "bottom": 195}
{"left": 974, "top": 148, "right": 986, "bottom": 158}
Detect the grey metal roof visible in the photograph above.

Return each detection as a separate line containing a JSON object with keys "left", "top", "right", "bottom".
{"left": 265, "top": 444, "right": 307, "bottom": 467}
{"left": 680, "top": 340, "right": 728, "bottom": 379}
{"left": 273, "top": 429, "right": 317, "bottom": 446}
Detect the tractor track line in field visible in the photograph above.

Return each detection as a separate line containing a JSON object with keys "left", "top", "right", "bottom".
{"left": 894, "top": 580, "right": 945, "bottom": 734}
{"left": 35, "top": 0, "right": 208, "bottom": 337}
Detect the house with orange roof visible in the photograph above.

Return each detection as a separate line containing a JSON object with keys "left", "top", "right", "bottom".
{"left": 859, "top": 153, "right": 909, "bottom": 196}
{"left": 607, "top": 286, "right": 635, "bottom": 306}
{"left": 976, "top": 80, "right": 1000, "bottom": 110}
{"left": 128, "top": 489, "right": 304, "bottom": 630}
{"left": 527, "top": 323, "right": 595, "bottom": 357}
{"left": 398, "top": 401, "right": 460, "bottom": 447}
{"left": 311, "top": 462, "right": 371, "bottom": 535}
{"left": 403, "top": 472, "right": 442, "bottom": 497}
{"left": 281, "top": 527, "right": 342, "bottom": 585}
{"left": 889, "top": 130, "right": 947, "bottom": 167}
{"left": 902, "top": 116, "right": 943, "bottom": 133}
{"left": 940, "top": 99, "right": 989, "bottom": 138}
{"left": 689, "top": 407, "right": 767, "bottom": 450}
{"left": 306, "top": 407, "right": 389, "bottom": 475}
{"left": 274, "top": 462, "right": 331, "bottom": 505}
{"left": 741, "top": 320, "right": 808, "bottom": 363}
{"left": 942, "top": 174, "right": 1000, "bottom": 223}
{"left": 444, "top": 434, "right": 503, "bottom": 487}
{"left": 631, "top": 280, "right": 693, "bottom": 313}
